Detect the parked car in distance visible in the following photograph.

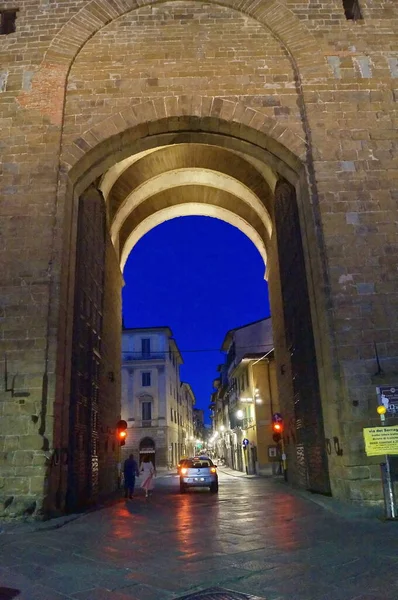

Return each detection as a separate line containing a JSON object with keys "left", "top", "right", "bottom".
{"left": 176, "top": 458, "right": 190, "bottom": 475}
{"left": 179, "top": 457, "right": 218, "bottom": 493}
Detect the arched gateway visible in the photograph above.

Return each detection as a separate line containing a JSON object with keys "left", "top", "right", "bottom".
{"left": 57, "top": 106, "right": 335, "bottom": 513}
{"left": 2, "top": 0, "right": 397, "bottom": 517}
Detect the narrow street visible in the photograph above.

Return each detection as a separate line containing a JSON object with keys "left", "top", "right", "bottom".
{"left": 0, "top": 470, "right": 397, "bottom": 600}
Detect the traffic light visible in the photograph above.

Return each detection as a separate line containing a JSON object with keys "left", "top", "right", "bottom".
{"left": 271, "top": 415, "right": 284, "bottom": 444}
{"left": 116, "top": 419, "right": 128, "bottom": 446}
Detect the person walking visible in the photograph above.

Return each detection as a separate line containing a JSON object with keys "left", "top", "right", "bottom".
{"left": 123, "top": 453, "right": 140, "bottom": 499}
{"left": 140, "top": 455, "right": 156, "bottom": 498}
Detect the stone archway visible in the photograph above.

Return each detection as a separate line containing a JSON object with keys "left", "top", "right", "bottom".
{"left": 3, "top": 0, "right": 395, "bottom": 520}
{"left": 50, "top": 106, "right": 338, "bottom": 513}
{"left": 22, "top": 0, "right": 340, "bottom": 516}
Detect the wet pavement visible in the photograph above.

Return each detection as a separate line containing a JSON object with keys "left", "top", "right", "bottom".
{"left": 0, "top": 469, "right": 397, "bottom": 600}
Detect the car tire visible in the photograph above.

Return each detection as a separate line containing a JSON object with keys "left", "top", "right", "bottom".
{"left": 210, "top": 482, "right": 218, "bottom": 493}
{"left": 180, "top": 482, "right": 187, "bottom": 494}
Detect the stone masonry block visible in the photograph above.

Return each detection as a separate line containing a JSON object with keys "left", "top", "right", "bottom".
{"left": 4, "top": 477, "right": 29, "bottom": 494}
{"left": 345, "top": 466, "right": 371, "bottom": 480}
{"left": 12, "top": 451, "right": 35, "bottom": 467}
{"left": 29, "top": 476, "right": 45, "bottom": 495}
{"left": 18, "top": 435, "right": 45, "bottom": 451}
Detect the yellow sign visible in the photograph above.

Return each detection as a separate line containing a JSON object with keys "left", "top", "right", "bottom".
{"left": 363, "top": 426, "right": 398, "bottom": 456}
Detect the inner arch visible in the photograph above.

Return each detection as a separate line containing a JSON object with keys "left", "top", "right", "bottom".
{"left": 120, "top": 203, "right": 268, "bottom": 275}
{"left": 111, "top": 168, "right": 273, "bottom": 245}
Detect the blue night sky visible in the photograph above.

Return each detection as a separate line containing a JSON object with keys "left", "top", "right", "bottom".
{"left": 122, "top": 216, "right": 270, "bottom": 422}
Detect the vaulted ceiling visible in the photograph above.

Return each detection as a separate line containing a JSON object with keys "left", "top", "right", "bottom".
{"left": 99, "top": 143, "right": 277, "bottom": 273}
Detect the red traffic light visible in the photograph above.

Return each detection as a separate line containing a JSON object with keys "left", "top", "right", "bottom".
{"left": 272, "top": 419, "right": 283, "bottom": 444}
{"left": 272, "top": 421, "right": 283, "bottom": 434}
{"left": 116, "top": 419, "right": 128, "bottom": 446}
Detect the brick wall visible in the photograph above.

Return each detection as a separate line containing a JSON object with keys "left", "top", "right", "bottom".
{"left": 1, "top": 0, "right": 398, "bottom": 513}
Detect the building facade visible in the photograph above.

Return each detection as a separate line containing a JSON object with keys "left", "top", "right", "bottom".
{"left": 212, "top": 318, "right": 280, "bottom": 475}
{"left": 121, "top": 327, "right": 195, "bottom": 468}
{"left": 179, "top": 382, "right": 196, "bottom": 459}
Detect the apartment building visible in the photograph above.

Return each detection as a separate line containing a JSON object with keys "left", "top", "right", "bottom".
{"left": 212, "top": 318, "right": 280, "bottom": 475}
{"left": 121, "top": 327, "right": 195, "bottom": 467}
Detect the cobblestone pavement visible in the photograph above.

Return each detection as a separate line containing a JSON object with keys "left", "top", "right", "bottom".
{"left": 0, "top": 469, "right": 397, "bottom": 600}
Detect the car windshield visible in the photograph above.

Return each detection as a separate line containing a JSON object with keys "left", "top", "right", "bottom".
{"left": 185, "top": 459, "right": 213, "bottom": 468}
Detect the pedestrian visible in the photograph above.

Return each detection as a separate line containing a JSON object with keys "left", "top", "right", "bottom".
{"left": 140, "top": 454, "right": 156, "bottom": 498}
{"left": 123, "top": 453, "right": 140, "bottom": 499}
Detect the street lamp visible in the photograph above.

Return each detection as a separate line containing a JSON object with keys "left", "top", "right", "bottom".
{"left": 236, "top": 409, "right": 244, "bottom": 420}
{"left": 220, "top": 425, "right": 225, "bottom": 432}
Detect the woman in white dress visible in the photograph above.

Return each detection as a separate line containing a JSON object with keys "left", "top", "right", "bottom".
{"left": 140, "top": 455, "right": 156, "bottom": 497}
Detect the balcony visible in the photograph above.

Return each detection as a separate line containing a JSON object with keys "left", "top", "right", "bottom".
{"left": 123, "top": 352, "right": 166, "bottom": 361}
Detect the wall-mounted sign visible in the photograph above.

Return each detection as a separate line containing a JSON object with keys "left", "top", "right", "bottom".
{"left": 363, "top": 426, "right": 398, "bottom": 456}
{"left": 376, "top": 386, "right": 398, "bottom": 416}
{"left": 267, "top": 445, "right": 280, "bottom": 462}
{"left": 272, "top": 412, "right": 283, "bottom": 423}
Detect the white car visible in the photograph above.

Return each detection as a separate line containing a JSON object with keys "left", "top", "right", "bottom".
{"left": 179, "top": 457, "right": 219, "bottom": 493}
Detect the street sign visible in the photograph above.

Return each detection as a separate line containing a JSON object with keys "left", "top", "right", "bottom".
{"left": 272, "top": 412, "right": 283, "bottom": 422}
{"left": 363, "top": 426, "right": 398, "bottom": 456}
{"left": 376, "top": 386, "right": 398, "bottom": 416}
